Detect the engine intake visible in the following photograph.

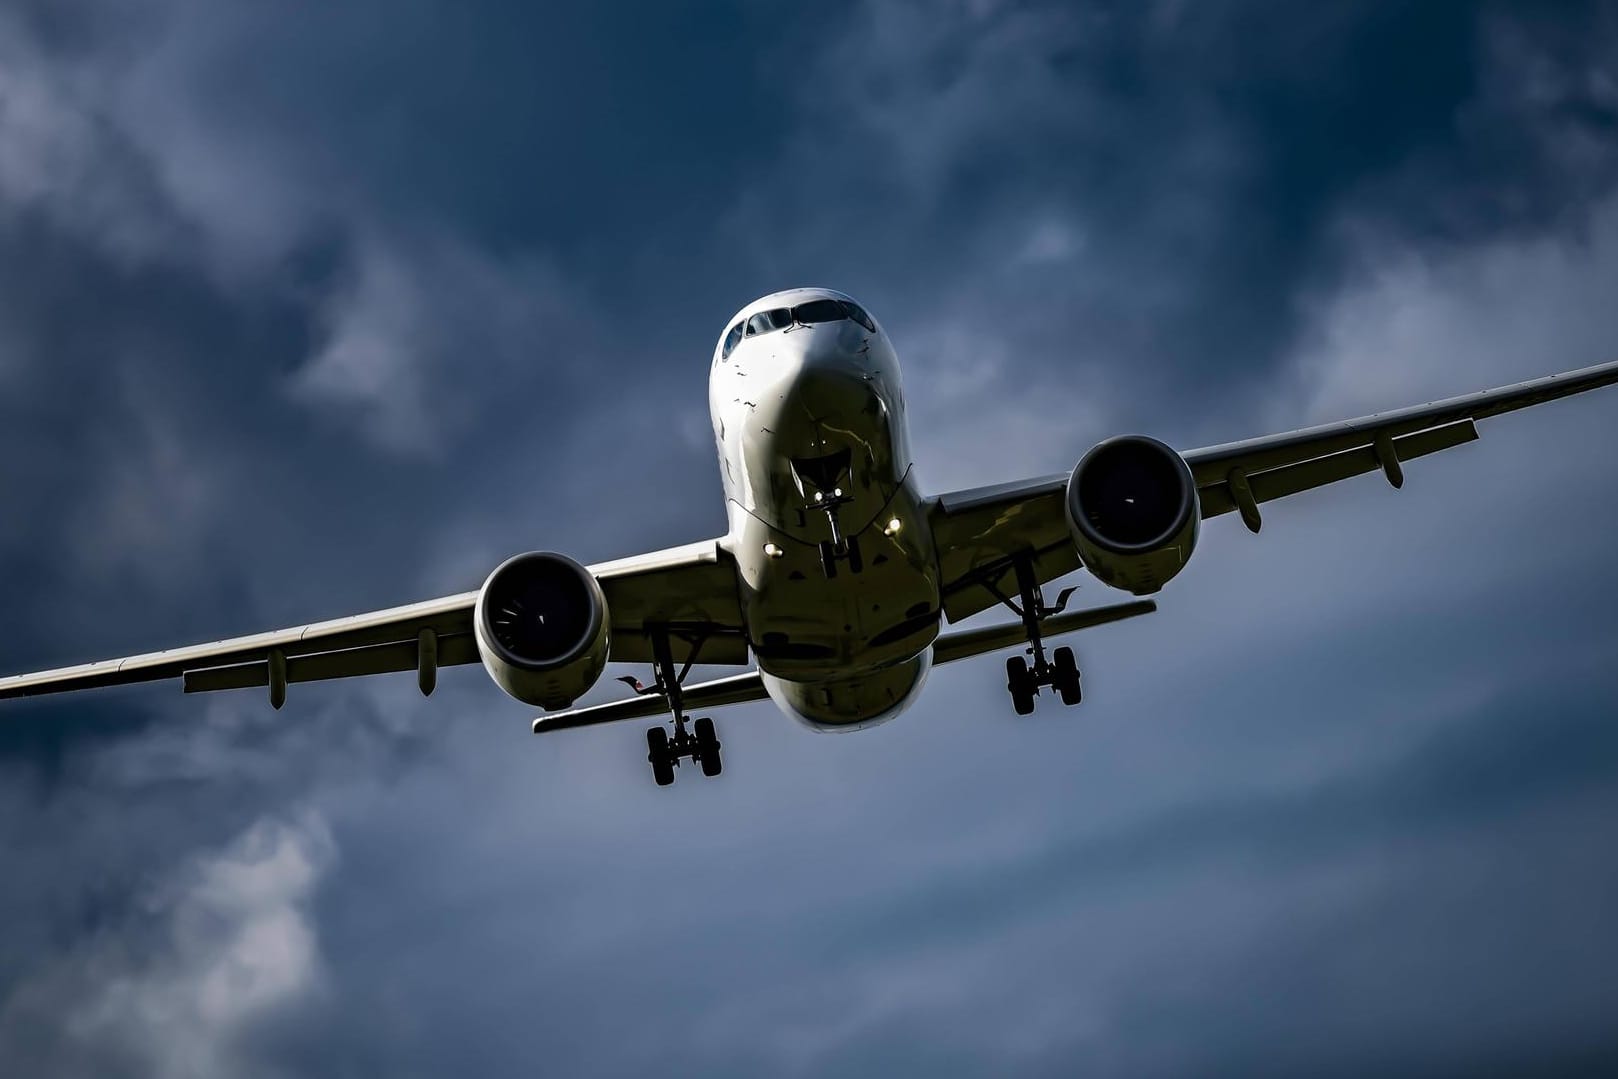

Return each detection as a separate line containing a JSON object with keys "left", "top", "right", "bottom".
{"left": 475, "top": 552, "right": 610, "bottom": 708}
{"left": 1066, "top": 435, "right": 1199, "bottom": 595}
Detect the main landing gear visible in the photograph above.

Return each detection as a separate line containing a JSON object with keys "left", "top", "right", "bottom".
{"left": 643, "top": 628, "right": 722, "bottom": 787}
{"left": 998, "top": 556, "right": 1083, "bottom": 716}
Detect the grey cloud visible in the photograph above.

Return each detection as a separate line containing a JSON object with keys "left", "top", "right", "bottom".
{"left": 0, "top": 2, "right": 605, "bottom": 459}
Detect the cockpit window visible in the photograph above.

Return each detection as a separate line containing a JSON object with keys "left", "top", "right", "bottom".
{"left": 791, "top": 299, "right": 846, "bottom": 325}
{"left": 840, "top": 300, "right": 876, "bottom": 332}
{"left": 730, "top": 298, "right": 874, "bottom": 348}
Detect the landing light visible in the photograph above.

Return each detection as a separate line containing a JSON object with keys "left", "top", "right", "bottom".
{"left": 883, "top": 517, "right": 903, "bottom": 537}
{"left": 764, "top": 543, "right": 784, "bottom": 559}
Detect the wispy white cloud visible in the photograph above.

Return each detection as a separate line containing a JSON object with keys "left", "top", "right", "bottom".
{"left": 0, "top": 812, "right": 335, "bottom": 1079}
{"left": 289, "top": 225, "right": 585, "bottom": 454}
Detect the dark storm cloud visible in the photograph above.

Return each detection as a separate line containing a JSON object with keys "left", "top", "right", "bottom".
{"left": 2, "top": 1, "right": 1618, "bottom": 1076}
{"left": 729, "top": 1, "right": 1618, "bottom": 423}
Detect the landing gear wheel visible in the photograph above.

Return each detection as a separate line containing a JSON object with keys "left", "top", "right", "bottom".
{"left": 695, "top": 716, "right": 724, "bottom": 778}
{"left": 1006, "top": 656, "right": 1037, "bottom": 716}
{"left": 1053, "top": 646, "right": 1083, "bottom": 706}
{"left": 845, "top": 535, "right": 864, "bottom": 574}
{"left": 646, "top": 726, "right": 675, "bottom": 786}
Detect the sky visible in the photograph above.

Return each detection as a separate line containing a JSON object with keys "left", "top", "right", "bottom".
{"left": 2, "top": 1, "right": 1618, "bottom": 1075}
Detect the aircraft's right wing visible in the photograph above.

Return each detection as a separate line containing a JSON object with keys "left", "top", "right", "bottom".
{"left": 531, "top": 599, "right": 1156, "bottom": 733}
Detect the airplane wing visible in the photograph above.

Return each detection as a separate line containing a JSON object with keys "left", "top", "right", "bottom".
{"left": 0, "top": 539, "right": 748, "bottom": 704}
{"left": 929, "top": 357, "right": 1618, "bottom": 620}
{"left": 532, "top": 598, "right": 1157, "bottom": 733}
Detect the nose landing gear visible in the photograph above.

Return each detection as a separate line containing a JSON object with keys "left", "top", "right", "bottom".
{"left": 642, "top": 628, "right": 724, "bottom": 787}
{"left": 996, "top": 556, "right": 1084, "bottom": 715}
{"left": 809, "top": 487, "right": 862, "bottom": 580}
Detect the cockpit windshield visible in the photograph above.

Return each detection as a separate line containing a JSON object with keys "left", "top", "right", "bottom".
{"left": 722, "top": 298, "right": 877, "bottom": 358}
{"left": 791, "top": 299, "right": 846, "bottom": 325}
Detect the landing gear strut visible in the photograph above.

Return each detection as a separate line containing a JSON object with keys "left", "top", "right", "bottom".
{"left": 997, "top": 556, "right": 1083, "bottom": 715}
{"left": 643, "top": 628, "right": 722, "bottom": 787}
{"left": 811, "top": 488, "right": 862, "bottom": 580}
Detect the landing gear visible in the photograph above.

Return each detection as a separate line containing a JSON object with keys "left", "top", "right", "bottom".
{"left": 645, "top": 714, "right": 722, "bottom": 785}
{"left": 807, "top": 483, "right": 862, "bottom": 580}
{"left": 995, "top": 556, "right": 1084, "bottom": 715}
{"left": 642, "top": 626, "right": 724, "bottom": 787}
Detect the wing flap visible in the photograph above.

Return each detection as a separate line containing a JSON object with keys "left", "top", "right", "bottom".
{"left": 1185, "top": 357, "right": 1618, "bottom": 486}
{"left": 1197, "top": 419, "right": 1478, "bottom": 519}
{"left": 183, "top": 633, "right": 482, "bottom": 693}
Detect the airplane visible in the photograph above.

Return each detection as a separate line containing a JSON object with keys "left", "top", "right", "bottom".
{"left": 4, "top": 287, "right": 1618, "bottom": 786}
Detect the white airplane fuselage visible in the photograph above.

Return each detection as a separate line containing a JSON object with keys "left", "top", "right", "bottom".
{"left": 710, "top": 289, "right": 939, "bottom": 730}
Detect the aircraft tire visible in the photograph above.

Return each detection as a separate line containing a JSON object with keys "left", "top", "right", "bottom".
{"left": 647, "top": 726, "right": 675, "bottom": 786}
{"left": 1053, "top": 647, "right": 1083, "bottom": 706}
{"left": 695, "top": 718, "right": 723, "bottom": 778}
{"left": 1006, "top": 656, "right": 1036, "bottom": 716}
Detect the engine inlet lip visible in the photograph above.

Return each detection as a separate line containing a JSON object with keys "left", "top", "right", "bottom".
{"left": 1066, "top": 435, "right": 1196, "bottom": 555}
{"left": 475, "top": 551, "right": 604, "bottom": 673}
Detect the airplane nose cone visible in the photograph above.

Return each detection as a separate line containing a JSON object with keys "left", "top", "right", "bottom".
{"left": 765, "top": 329, "right": 885, "bottom": 449}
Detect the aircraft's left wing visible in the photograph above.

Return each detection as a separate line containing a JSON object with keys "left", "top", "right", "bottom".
{"left": 929, "top": 357, "right": 1618, "bottom": 619}
{"left": 0, "top": 540, "right": 748, "bottom": 704}
{"left": 1184, "top": 357, "right": 1618, "bottom": 532}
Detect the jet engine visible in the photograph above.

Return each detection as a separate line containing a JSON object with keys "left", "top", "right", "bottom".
{"left": 475, "top": 552, "right": 610, "bottom": 708}
{"left": 1066, "top": 435, "right": 1199, "bottom": 595}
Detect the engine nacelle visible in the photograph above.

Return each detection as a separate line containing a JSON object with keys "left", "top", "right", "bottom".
{"left": 1066, "top": 435, "right": 1199, "bottom": 595}
{"left": 475, "top": 552, "right": 610, "bottom": 709}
